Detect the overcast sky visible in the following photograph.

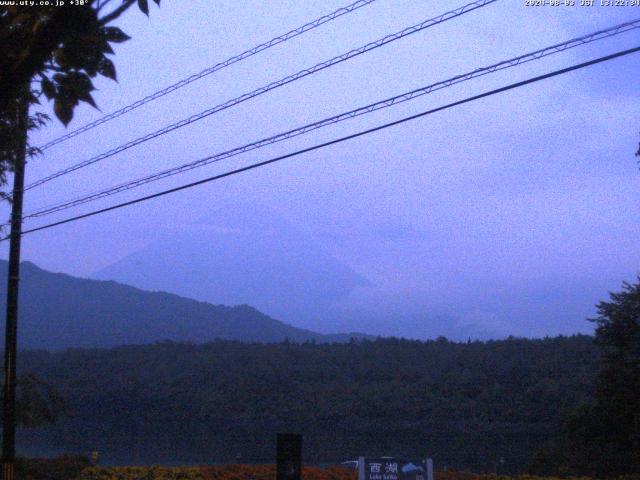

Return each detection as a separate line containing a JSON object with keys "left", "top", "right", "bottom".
{"left": 2, "top": 0, "right": 639, "bottom": 338}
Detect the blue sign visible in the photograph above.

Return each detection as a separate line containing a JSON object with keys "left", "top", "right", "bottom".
{"left": 358, "top": 458, "right": 428, "bottom": 480}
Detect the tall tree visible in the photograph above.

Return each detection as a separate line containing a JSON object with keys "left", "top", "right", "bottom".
{"left": 589, "top": 279, "right": 640, "bottom": 476}
{"left": 530, "top": 280, "right": 640, "bottom": 478}
{"left": 1, "top": 3, "right": 160, "bottom": 479}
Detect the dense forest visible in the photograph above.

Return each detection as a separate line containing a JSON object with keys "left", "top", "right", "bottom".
{"left": 16, "top": 335, "right": 598, "bottom": 473}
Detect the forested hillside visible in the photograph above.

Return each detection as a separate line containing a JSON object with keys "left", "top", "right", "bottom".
{"left": 17, "top": 336, "right": 598, "bottom": 472}
{"left": 0, "top": 261, "right": 368, "bottom": 349}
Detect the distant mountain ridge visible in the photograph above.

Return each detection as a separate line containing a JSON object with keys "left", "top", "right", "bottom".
{"left": 0, "top": 260, "right": 371, "bottom": 350}
{"left": 92, "top": 203, "right": 370, "bottom": 330}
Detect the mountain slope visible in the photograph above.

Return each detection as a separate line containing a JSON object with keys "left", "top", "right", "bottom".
{"left": 92, "top": 203, "right": 370, "bottom": 330}
{"left": 0, "top": 261, "right": 369, "bottom": 349}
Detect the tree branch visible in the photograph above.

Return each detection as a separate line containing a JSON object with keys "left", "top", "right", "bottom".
{"left": 99, "top": 0, "right": 136, "bottom": 25}
{"left": 0, "top": 8, "right": 70, "bottom": 113}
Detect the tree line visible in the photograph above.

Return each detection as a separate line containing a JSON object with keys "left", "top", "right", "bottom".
{"left": 15, "top": 334, "right": 597, "bottom": 473}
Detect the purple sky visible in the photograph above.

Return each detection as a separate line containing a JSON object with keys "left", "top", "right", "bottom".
{"left": 2, "top": 0, "right": 639, "bottom": 339}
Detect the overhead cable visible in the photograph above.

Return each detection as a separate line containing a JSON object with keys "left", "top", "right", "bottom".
{"left": 22, "top": 18, "right": 640, "bottom": 220}
{"left": 25, "top": 0, "right": 497, "bottom": 191}
{"left": 37, "top": 0, "right": 379, "bottom": 151}
{"left": 11, "top": 45, "right": 640, "bottom": 240}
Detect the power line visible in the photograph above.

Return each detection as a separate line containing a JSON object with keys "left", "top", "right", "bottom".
{"left": 10, "top": 45, "right": 640, "bottom": 241}
{"left": 20, "top": 18, "right": 640, "bottom": 220}
{"left": 37, "top": 0, "right": 378, "bottom": 151}
{"left": 24, "top": 0, "right": 497, "bottom": 192}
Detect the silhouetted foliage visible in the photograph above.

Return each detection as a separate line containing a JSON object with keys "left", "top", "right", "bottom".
{"left": 15, "top": 454, "right": 91, "bottom": 480}
{"left": 16, "top": 335, "right": 597, "bottom": 473}
{"left": 15, "top": 374, "right": 66, "bottom": 428}
{"left": 0, "top": 0, "right": 159, "bottom": 124}
{"left": 530, "top": 279, "right": 640, "bottom": 478}
{"left": 0, "top": 98, "right": 48, "bottom": 202}
{"left": 0, "top": 0, "right": 160, "bottom": 197}
{"left": 0, "top": 373, "right": 65, "bottom": 429}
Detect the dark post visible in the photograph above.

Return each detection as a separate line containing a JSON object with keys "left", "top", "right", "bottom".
{"left": 2, "top": 93, "right": 28, "bottom": 480}
{"left": 633, "top": 416, "right": 640, "bottom": 474}
{"left": 276, "top": 433, "right": 302, "bottom": 480}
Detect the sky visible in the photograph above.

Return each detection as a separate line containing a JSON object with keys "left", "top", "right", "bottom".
{"left": 2, "top": 0, "right": 640, "bottom": 339}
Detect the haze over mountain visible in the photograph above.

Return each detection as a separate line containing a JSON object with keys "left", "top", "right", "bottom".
{"left": 89, "top": 202, "right": 614, "bottom": 340}
{"left": 92, "top": 203, "right": 372, "bottom": 333}
{"left": 0, "top": 260, "right": 369, "bottom": 350}
{"left": 3, "top": 1, "right": 636, "bottom": 343}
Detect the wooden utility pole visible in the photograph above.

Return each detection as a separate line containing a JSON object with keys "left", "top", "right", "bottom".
{"left": 2, "top": 93, "right": 28, "bottom": 480}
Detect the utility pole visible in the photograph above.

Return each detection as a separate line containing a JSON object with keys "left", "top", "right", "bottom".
{"left": 2, "top": 93, "right": 28, "bottom": 480}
